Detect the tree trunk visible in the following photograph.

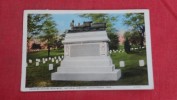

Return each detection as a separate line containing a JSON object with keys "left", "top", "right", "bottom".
{"left": 47, "top": 46, "right": 50, "bottom": 58}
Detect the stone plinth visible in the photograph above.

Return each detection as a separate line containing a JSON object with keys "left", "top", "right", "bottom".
{"left": 51, "top": 31, "right": 121, "bottom": 81}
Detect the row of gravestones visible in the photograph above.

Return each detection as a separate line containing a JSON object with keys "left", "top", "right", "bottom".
{"left": 110, "top": 47, "right": 145, "bottom": 54}
{"left": 27, "top": 56, "right": 64, "bottom": 69}
{"left": 42, "top": 59, "right": 145, "bottom": 71}
{"left": 119, "top": 60, "right": 145, "bottom": 67}
{"left": 109, "top": 50, "right": 125, "bottom": 54}
{"left": 131, "top": 46, "right": 145, "bottom": 50}
{"left": 27, "top": 57, "right": 145, "bottom": 70}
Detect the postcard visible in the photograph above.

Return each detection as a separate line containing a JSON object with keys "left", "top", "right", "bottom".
{"left": 21, "top": 10, "right": 153, "bottom": 91}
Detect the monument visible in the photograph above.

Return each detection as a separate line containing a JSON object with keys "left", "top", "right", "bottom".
{"left": 51, "top": 21, "right": 121, "bottom": 81}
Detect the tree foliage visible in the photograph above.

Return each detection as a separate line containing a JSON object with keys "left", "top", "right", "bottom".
{"left": 27, "top": 14, "right": 47, "bottom": 36}
{"left": 124, "top": 38, "right": 131, "bottom": 53}
{"left": 39, "top": 14, "right": 58, "bottom": 57}
{"left": 107, "top": 33, "right": 118, "bottom": 50}
{"left": 124, "top": 31, "right": 140, "bottom": 46}
{"left": 80, "top": 14, "right": 119, "bottom": 50}
{"left": 79, "top": 14, "right": 118, "bottom": 33}
{"left": 124, "top": 13, "right": 145, "bottom": 47}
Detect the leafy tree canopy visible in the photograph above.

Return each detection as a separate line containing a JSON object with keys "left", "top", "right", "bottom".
{"left": 124, "top": 13, "right": 145, "bottom": 47}
{"left": 79, "top": 14, "right": 119, "bottom": 50}
{"left": 79, "top": 14, "right": 118, "bottom": 33}
{"left": 27, "top": 14, "right": 48, "bottom": 37}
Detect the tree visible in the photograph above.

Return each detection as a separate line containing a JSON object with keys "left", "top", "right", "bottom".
{"left": 124, "top": 31, "right": 140, "bottom": 47}
{"left": 39, "top": 14, "right": 58, "bottom": 57}
{"left": 124, "top": 38, "right": 131, "bottom": 53}
{"left": 79, "top": 14, "right": 119, "bottom": 50}
{"left": 107, "top": 33, "right": 118, "bottom": 50}
{"left": 124, "top": 13, "right": 145, "bottom": 48}
{"left": 79, "top": 14, "right": 117, "bottom": 33}
{"left": 27, "top": 14, "right": 49, "bottom": 52}
{"left": 53, "top": 34, "right": 65, "bottom": 49}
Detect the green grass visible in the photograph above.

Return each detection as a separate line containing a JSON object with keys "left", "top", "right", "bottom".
{"left": 26, "top": 48, "right": 148, "bottom": 87}
{"left": 27, "top": 49, "right": 64, "bottom": 60}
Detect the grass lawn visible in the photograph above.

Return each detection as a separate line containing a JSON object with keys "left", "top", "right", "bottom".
{"left": 26, "top": 48, "right": 148, "bottom": 87}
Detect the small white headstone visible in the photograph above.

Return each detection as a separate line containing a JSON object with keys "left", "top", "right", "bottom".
{"left": 54, "top": 57, "right": 56, "bottom": 59}
{"left": 58, "top": 57, "right": 61, "bottom": 61}
{"left": 29, "top": 59, "right": 32, "bottom": 63}
{"left": 109, "top": 50, "right": 112, "bottom": 54}
{"left": 52, "top": 58, "right": 54, "bottom": 62}
{"left": 36, "top": 59, "right": 40, "bottom": 62}
{"left": 119, "top": 61, "right": 125, "bottom": 67}
{"left": 139, "top": 60, "right": 145, "bottom": 67}
{"left": 56, "top": 60, "right": 59, "bottom": 63}
{"left": 36, "top": 62, "right": 39, "bottom": 66}
{"left": 43, "top": 60, "right": 46, "bottom": 64}
{"left": 45, "top": 58, "right": 48, "bottom": 61}
{"left": 49, "top": 64, "right": 53, "bottom": 70}
{"left": 49, "top": 57, "right": 51, "bottom": 60}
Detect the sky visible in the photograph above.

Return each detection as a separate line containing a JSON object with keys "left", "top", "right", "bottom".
{"left": 52, "top": 13, "right": 129, "bottom": 35}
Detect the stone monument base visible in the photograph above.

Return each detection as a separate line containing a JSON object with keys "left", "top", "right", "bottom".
{"left": 51, "top": 69, "right": 121, "bottom": 81}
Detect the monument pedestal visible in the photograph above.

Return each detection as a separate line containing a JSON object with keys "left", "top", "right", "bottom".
{"left": 51, "top": 31, "right": 121, "bottom": 81}
{"left": 52, "top": 70, "right": 121, "bottom": 81}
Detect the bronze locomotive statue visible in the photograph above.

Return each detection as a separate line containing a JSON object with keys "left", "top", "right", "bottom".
{"left": 68, "top": 20, "right": 106, "bottom": 33}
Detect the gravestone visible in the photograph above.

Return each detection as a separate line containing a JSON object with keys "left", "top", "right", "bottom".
{"left": 36, "top": 59, "right": 40, "bottom": 62}
{"left": 52, "top": 31, "right": 121, "bottom": 81}
{"left": 52, "top": 58, "right": 54, "bottom": 62}
{"left": 29, "top": 59, "right": 32, "bottom": 63}
{"left": 43, "top": 60, "right": 46, "bottom": 64}
{"left": 36, "top": 62, "right": 39, "bottom": 66}
{"left": 56, "top": 60, "right": 59, "bottom": 64}
{"left": 139, "top": 60, "right": 145, "bottom": 67}
{"left": 49, "top": 64, "right": 53, "bottom": 70}
{"left": 119, "top": 61, "right": 125, "bottom": 67}
{"left": 58, "top": 57, "right": 61, "bottom": 61}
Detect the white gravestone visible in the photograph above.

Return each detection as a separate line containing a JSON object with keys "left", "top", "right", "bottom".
{"left": 119, "top": 61, "right": 125, "bottom": 67}
{"left": 49, "top": 57, "right": 51, "bottom": 60}
{"left": 58, "top": 57, "right": 61, "bottom": 61}
{"left": 49, "top": 64, "right": 53, "bottom": 70}
{"left": 36, "top": 59, "right": 40, "bottom": 62}
{"left": 43, "top": 60, "right": 46, "bottom": 64}
{"left": 36, "top": 62, "right": 39, "bottom": 66}
{"left": 56, "top": 60, "right": 59, "bottom": 64}
{"left": 29, "top": 59, "right": 32, "bottom": 63}
{"left": 52, "top": 31, "right": 121, "bottom": 81}
{"left": 45, "top": 58, "right": 48, "bottom": 62}
{"left": 52, "top": 58, "right": 54, "bottom": 62}
{"left": 139, "top": 60, "right": 145, "bottom": 67}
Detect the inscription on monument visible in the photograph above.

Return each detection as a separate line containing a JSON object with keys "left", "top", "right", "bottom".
{"left": 70, "top": 44, "right": 99, "bottom": 57}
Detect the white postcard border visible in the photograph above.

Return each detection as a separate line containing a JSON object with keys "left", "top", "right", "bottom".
{"left": 21, "top": 9, "right": 154, "bottom": 92}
